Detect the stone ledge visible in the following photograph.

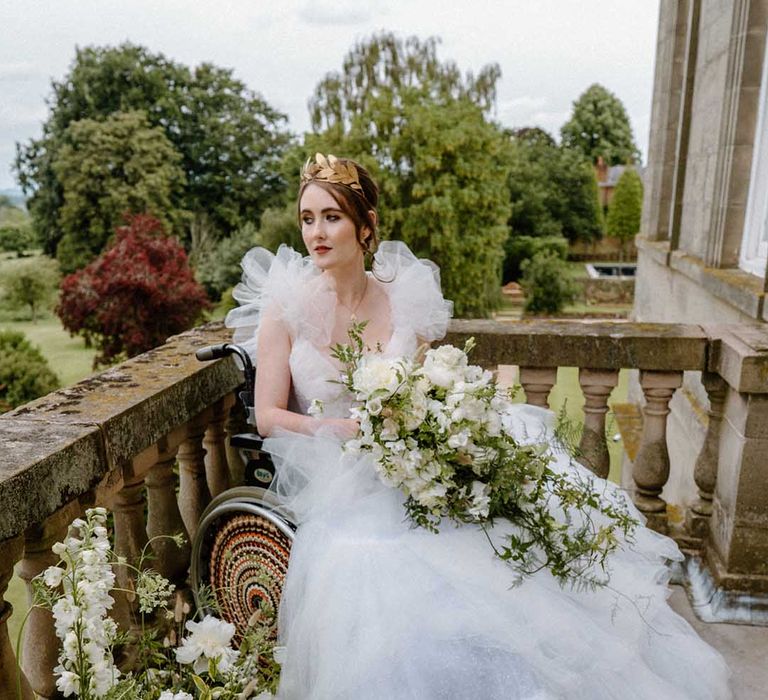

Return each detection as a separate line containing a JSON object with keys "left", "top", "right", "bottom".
{"left": 446, "top": 319, "right": 709, "bottom": 371}
{"left": 635, "top": 235, "right": 671, "bottom": 265}
{"left": 0, "top": 322, "right": 241, "bottom": 543}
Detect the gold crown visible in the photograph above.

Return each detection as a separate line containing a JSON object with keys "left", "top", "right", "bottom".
{"left": 301, "top": 153, "right": 362, "bottom": 192}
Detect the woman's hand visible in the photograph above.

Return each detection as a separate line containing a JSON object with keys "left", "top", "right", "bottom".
{"left": 316, "top": 418, "right": 360, "bottom": 440}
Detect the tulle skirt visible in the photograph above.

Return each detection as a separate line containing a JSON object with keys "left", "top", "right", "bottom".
{"left": 264, "top": 405, "right": 731, "bottom": 700}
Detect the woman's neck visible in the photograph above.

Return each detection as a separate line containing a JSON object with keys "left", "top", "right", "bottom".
{"left": 324, "top": 262, "right": 368, "bottom": 311}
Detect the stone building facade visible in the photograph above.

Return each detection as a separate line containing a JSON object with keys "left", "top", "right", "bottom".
{"left": 632, "top": 0, "right": 768, "bottom": 616}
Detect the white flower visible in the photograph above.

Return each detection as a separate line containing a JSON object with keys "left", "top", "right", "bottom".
{"left": 352, "top": 355, "right": 406, "bottom": 397}
{"left": 414, "top": 482, "right": 448, "bottom": 509}
{"left": 421, "top": 344, "right": 467, "bottom": 389}
{"left": 468, "top": 481, "right": 491, "bottom": 520}
{"left": 366, "top": 396, "right": 383, "bottom": 416}
{"left": 307, "top": 398, "right": 324, "bottom": 417}
{"left": 159, "top": 692, "right": 194, "bottom": 700}
{"left": 380, "top": 418, "right": 400, "bottom": 442}
{"left": 176, "top": 615, "right": 239, "bottom": 674}
{"left": 55, "top": 668, "right": 80, "bottom": 697}
{"left": 43, "top": 565, "right": 64, "bottom": 588}
{"left": 447, "top": 429, "right": 471, "bottom": 449}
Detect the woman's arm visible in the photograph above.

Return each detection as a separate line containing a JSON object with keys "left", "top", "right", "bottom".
{"left": 254, "top": 311, "right": 358, "bottom": 438}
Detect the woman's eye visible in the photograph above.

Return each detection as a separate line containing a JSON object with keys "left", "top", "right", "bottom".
{"left": 302, "top": 216, "right": 313, "bottom": 225}
{"left": 326, "top": 215, "right": 339, "bottom": 222}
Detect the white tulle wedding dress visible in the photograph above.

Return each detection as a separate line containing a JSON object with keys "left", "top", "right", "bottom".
{"left": 226, "top": 241, "right": 731, "bottom": 700}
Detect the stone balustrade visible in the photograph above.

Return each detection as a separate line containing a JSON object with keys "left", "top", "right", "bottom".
{"left": 1, "top": 318, "right": 767, "bottom": 696}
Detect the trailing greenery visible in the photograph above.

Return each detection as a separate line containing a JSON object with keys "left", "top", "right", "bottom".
{"left": 14, "top": 42, "right": 292, "bottom": 259}
{"left": 0, "top": 256, "right": 60, "bottom": 321}
{"left": 306, "top": 33, "right": 511, "bottom": 317}
{"left": 560, "top": 83, "right": 640, "bottom": 165}
{"left": 606, "top": 168, "right": 643, "bottom": 258}
{"left": 520, "top": 250, "right": 579, "bottom": 315}
{"left": 0, "top": 329, "right": 60, "bottom": 412}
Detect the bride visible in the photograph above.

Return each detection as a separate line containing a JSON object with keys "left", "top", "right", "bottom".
{"left": 226, "top": 154, "right": 731, "bottom": 699}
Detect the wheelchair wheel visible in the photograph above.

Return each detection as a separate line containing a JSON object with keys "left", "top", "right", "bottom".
{"left": 191, "top": 487, "right": 296, "bottom": 642}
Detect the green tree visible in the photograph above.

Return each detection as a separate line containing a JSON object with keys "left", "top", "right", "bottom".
{"left": 0, "top": 330, "right": 60, "bottom": 412}
{"left": 15, "top": 43, "right": 291, "bottom": 256}
{"left": 503, "top": 127, "right": 603, "bottom": 282}
{"left": 196, "top": 222, "right": 261, "bottom": 299}
{"left": 1, "top": 257, "right": 60, "bottom": 321}
{"left": 560, "top": 84, "right": 640, "bottom": 165}
{"left": 307, "top": 34, "right": 510, "bottom": 316}
{"left": 605, "top": 168, "right": 643, "bottom": 258}
{"left": 0, "top": 226, "right": 33, "bottom": 257}
{"left": 52, "top": 110, "right": 186, "bottom": 272}
{"left": 520, "top": 250, "right": 578, "bottom": 315}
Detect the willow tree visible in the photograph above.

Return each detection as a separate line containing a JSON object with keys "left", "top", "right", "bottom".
{"left": 306, "top": 33, "right": 510, "bottom": 317}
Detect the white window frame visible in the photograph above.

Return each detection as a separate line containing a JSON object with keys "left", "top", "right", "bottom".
{"left": 740, "top": 36, "right": 768, "bottom": 278}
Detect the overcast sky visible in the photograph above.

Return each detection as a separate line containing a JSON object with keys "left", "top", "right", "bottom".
{"left": 0, "top": 0, "right": 660, "bottom": 191}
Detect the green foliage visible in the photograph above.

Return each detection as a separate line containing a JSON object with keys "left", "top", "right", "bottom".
{"left": 0, "top": 225, "right": 34, "bottom": 256}
{"left": 0, "top": 256, "right": 60, "bottom": 321}
{"left": 520, "top": 250, "right": 578, "bottom": 315}
{"left": 52, "top": 110, "right": 186, "bottom": 273}
{"left": 307, "top": 34, "right": 510, "bottom": 317}
{"left": 256, "top": 204, "right": 303, "bottom": 252}
{"left": 506, "top": 128, "right": 604, "bottom": 246}
{"left": 503, "top": 235, "right": 568, "bottom": 282}
{"left": 560, "top": 84, "right": 640, "bottom": 165}
{"left": 15, "top": 42, "right": 291, "bottom": 256}
{"left": 606, "top": 168, "right": 643, "bottom": 242}
{"left": 0, "top": 330, "right": 60, "bottom": 412}
{"left": 195, "top": 222, "right": 261, "bottom": 299}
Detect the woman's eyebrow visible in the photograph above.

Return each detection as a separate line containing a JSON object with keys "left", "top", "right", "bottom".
{"left": 300, "top": 207, "right": 343, "bottom": 214}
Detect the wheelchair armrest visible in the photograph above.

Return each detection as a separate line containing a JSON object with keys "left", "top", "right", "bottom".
{"left": 230, "top": 432, "right": 265, "bottom": 450}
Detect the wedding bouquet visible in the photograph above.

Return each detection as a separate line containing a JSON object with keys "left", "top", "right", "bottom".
{"left": 28, "top": 508, "right": 279, "bottom": 700}
{"left": 331, "top": 324, "right": 637, "bottom": 588}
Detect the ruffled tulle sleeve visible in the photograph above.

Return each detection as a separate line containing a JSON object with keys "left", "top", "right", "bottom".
{"left": 375, "top": 241, "right": 453, "bottom": 342}
{"left": 224, "top": 245, "right": 324, "bottom": 360}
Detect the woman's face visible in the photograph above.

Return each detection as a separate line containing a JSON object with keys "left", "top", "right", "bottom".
{"left": 300, "top": 184, "right": 366, "bottom": 271}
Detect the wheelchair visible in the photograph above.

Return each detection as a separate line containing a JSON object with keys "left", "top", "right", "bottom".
{"left": 191, "top": 343, "right": 296, "bottom": 642}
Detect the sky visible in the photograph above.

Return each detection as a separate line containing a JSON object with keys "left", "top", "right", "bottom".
{"left": 0, "top": 0, "right": 661, "bottom": 191}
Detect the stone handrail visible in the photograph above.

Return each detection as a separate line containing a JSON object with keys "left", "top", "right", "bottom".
{"left": 1, "top": 318, "right": 767, "bottom": 697}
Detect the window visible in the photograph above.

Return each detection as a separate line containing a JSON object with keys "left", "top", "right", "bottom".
{"left": 740, "top": 36, "right": 768, "bottom": 278}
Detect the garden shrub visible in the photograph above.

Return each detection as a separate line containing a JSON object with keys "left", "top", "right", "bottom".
{"left": 520, "top": 250, "right": 578, "bottom": 315}
{"left": 503, "top": 235, "right": 569, "bottom": 282}
{"left": 0, "top": 330, "right": 60, "bottom": 412}
{"left": 0, "top": 256, "right": 60, "bottom": 320}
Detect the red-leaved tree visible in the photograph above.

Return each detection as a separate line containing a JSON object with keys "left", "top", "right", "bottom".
{"left": 57, "top": 213, "right": 211, "bottom": 366}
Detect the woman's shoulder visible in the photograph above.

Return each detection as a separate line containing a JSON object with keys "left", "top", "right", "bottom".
{"left": 375, "top": 241, "right": 453, "bottom": 342}
{"left": 225, "top": 244, "right": 325, "bottom": 358}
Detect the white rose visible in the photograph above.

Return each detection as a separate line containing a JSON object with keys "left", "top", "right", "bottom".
{"left": 421, "top": 344, "right": 468, "bottom": 389}
{"left": 352, "top": 356, "right": 406, "bottom": 397}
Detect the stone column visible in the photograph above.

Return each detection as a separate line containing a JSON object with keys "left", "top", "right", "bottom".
{"left": 204, "top": 396, "right": 234, "bottom": 498}
{"left": 578, "top": 368, "right": 619, "bottom": 478}
{"left": 178, "top": 413, "right": 212, "bottom": 540}
{"left": 0, "top": 536, "right": 33, "bottom": 700}
{"left": 632, "top": 370, "right": 683, "bottom": 533}
{"left": 145, "top": 436, "right": 191, "bottom": 588}
{"left": 17, "top": 502, "right": 80, "bottom": 698}
{"left": 687, "top": 372, "right": 727, "bottom": 541}
{"left": 519, "top": 367, "right": 557, "bottom": 408}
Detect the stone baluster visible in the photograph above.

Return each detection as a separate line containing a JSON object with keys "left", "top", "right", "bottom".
{"left": 0, "top": 536, "right": 33, "bottom": 700}
{"left": 17, "top": 502, "right": 81, "bottom": 699}
{"left": 687, "top": 372, "right": 728, "bottom": 541}
{"left": 632, "top": 370, "right": 683, "bottom": 533}
{"left": 519, "top": 367, "right": 557, "bottom": 408}
{"left": 577, "top": 369, "right": 619, "bottom": 478}
{"left": 112, "top": 470, "right": 149, "bottom": 632}
{"left": 145, "top": 434, "right": 191, "bottom": 588}
{"left": 225, "top": 397, "right": 249, "bottom": 487}
{"left": 178, "top": 413, "right": 212, "bottom": 540}
{"left": 204, "top": 396, "right": 234, "bottom": 498}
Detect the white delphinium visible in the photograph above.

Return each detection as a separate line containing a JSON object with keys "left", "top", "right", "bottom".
{"left": 175, "top": 615, "right": 239, "bottom": 674}
{"left": 44, "top": 507, "right": 120, "bottom": 699}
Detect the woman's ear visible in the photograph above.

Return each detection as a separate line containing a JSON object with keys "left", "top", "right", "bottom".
{"left": 368, "top": 210, "right": 378, "bottom": 229}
